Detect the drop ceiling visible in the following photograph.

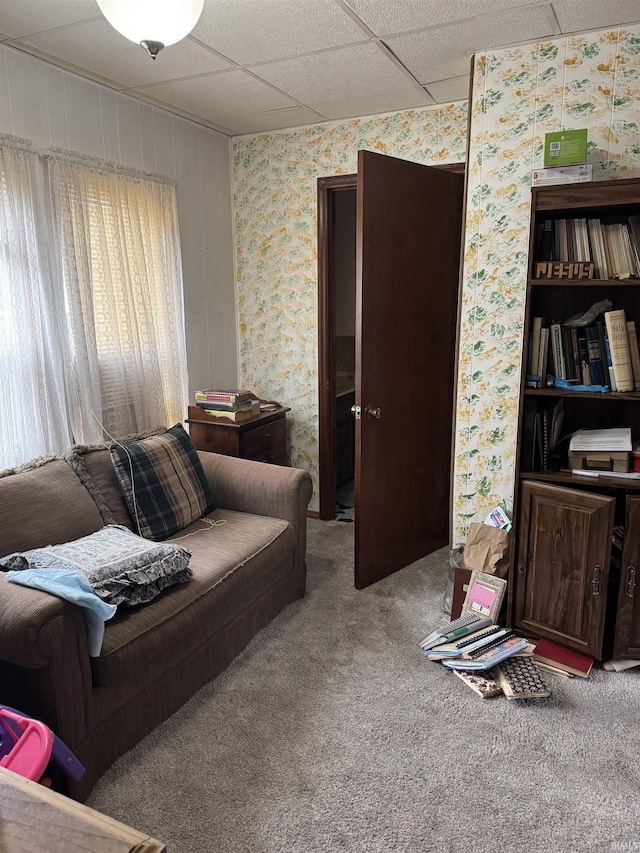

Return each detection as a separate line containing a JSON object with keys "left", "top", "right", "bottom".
{"left": 1, "top": 0, "right": 639, "bottom": 136}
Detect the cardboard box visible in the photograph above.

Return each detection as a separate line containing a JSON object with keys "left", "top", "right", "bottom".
{"left": 532, "top": 164, "right": 592, "bottom": 186}
{"left": 544, "top": 128, "right": 588, "bottom": 167}
{"left": 568, "top": 451, "right": 630, "bottom": 473}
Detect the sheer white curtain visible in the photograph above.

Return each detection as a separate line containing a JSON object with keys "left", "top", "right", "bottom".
{"left": 48, "top": 152, "right": 188, "bottom": 440}
{"left": 0, "top": 137, "right": 189, "bottom": 470}
{"left": 0, "top": 137, "right": 73, "bottom": 469}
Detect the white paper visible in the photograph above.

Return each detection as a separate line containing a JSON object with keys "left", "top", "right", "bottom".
{"left": 569, "top": 427, "right": 632, "bottom": 452}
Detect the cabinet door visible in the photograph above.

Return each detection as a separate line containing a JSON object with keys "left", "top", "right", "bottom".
{"left": 515, "top": 480, "right": 614, "bottom": 658}
{"left": 613, "top": 495, "right": 640, "bottom": 659}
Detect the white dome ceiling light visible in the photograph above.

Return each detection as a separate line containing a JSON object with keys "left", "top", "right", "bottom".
{"left": 96, "top": 0, "right": 205, "bottom": 59}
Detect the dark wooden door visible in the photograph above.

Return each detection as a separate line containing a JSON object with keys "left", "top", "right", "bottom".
{"left": 354, "top": 150, "right": 464, "bottom": 589}
{"left": 514, "top": 480, "right": 614, "bottom": 658}
{"left": 613, "top": 495, "right": 640, "bottom": 659}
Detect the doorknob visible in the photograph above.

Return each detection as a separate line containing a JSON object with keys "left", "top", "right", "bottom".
{"left": 364, "top": 406, "right": 381, "bottom": 419}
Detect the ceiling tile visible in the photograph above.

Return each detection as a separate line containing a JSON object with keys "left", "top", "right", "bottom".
{"left": 424, "top": 75, "right": 470, "bottom": 103}
{"left": 134, "top": 70, "right": 297, "bottom": 121}
{"left": 0, "top": 0, "right": 98, "bottom": 39}
{"left": 21, "top": 18, "right": 232, "bottom": 88}
{"left": 218, "top": 106, "right": 326, "bottom": 135}
{"left": 251, "top": 42, "right": 416, "bottom": 105}
{"left": 313, "top": 88, "right": 435, "bottom": 120}
{"left": 343, "top": 0, "right": 548, "bottom": 36}
{"left": 386, "top": 4, "right": 559, "bottom": 84}
{"left": 193, "top": 0, "right": 369, "bottom": 65}
{"left": 553, "top": 0, "right": 640, "bottom": 33}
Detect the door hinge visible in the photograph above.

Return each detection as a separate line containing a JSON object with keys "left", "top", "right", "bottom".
{"left": 626, "top": 565, "right": 636, "bottom": 599}
{"left": 351, "top": 405, "right": 361, "bottom": 420}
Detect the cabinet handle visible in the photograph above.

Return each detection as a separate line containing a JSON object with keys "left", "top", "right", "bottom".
{"left": 592, "top": 565, "right": 602, "bottom": 596}
{"left": 264, "top": 432, "right": 270, "bottom": 439}
{"left": 626, "top": 566, "right": 636, "bottom": 599}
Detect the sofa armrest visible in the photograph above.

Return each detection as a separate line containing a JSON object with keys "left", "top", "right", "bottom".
{"left": 197, "top": 452, "right": 312, "bottom": 566}
{"left": 0, "top": 573, "right": 92, "bottom": 744}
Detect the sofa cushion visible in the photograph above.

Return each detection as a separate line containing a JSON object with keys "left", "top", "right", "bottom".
{"left": 110, "top": 424, "right": 215, "bottom": 541}
{"left": 0, "top": 457, "right": 104, "bottom": 557}
{"left": 0, "top": 524, "right": 193, "bottom": 607}
{"left": 91, "top": 508, "right": 295, "bottom": 687}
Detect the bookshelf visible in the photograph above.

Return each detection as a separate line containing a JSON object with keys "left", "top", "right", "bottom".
{"left": 510, "top": 177, "right": 640, "bottom": 662}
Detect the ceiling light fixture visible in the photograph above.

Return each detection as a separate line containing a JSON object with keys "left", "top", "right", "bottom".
{"left": 96, "top": 0, "right": 205, "bottom": 60}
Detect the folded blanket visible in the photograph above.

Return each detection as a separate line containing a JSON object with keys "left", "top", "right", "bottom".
{"left": 7, "top": 568, "right": 117, "bottom": 656}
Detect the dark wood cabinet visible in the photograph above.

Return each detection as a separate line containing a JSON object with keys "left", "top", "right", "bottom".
{"left": 514, "top": 480, "right": 614, "bottom": 659}
{"left": 510, "top": 177, "right": 640, "bottom": 660}
{"left": 186, "top": 405, "right": 290, "bottom": 465}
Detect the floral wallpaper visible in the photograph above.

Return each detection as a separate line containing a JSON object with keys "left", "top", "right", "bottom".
{"left": 453, "top": 23, "right": 640, "bottom": 544}
{"left": 232, "top": 104, "right": 468, "bottom": 511}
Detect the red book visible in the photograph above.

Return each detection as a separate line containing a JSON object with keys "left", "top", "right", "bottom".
{"left": 532, "top": 638, "right": 593, "bottom": 679}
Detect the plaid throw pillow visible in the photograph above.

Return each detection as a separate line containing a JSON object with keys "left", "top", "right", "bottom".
{"left": 110, "top": 424, "right": 215, "bottom": 541}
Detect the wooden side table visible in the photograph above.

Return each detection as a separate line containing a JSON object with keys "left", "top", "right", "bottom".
{"left": 186, "top": 404, "right": 290, "bottom": 465}
{"left": 0, "top": 766, "right": 166, "bottom": 852}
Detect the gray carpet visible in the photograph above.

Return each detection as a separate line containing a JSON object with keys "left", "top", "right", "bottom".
{"left": 87, "top": 519, "right": 640, "bottom": 853}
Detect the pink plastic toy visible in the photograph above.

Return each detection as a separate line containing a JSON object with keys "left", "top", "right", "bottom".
{"left": 0, "top": 707, "right": 53, "bottom": 781}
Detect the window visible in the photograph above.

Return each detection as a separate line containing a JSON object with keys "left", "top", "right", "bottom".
{"left": 0, "top": 137, "right": 188, "bottom": 469}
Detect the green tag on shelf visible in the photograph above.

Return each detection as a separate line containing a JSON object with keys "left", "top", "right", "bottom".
{"left": 544, "top": 129, "right": 587, "bottom": 167}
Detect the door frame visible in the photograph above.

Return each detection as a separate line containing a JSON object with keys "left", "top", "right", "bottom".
{"left": 317, "top": 173, "right": 357, "bottom": 520}
{"left": 317, "top": 163, "right": 465, "bottom": 522}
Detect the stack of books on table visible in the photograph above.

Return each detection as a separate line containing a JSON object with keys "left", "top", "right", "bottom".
{"left": 194, "top": 389, "right": 260, "bottom": 422}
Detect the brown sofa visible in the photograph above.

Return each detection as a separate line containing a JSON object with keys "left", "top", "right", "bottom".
{"left": 0, "top": 444, "right": 312, "bottom": 801}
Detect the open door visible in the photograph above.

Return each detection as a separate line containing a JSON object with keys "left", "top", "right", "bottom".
{"left": 354, "top": 150, "right": 464, "bottom": 589}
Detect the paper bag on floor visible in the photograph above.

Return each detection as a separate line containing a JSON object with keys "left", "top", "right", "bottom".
{"left": 462, "top": 522, "right": 510, "bottom": 578}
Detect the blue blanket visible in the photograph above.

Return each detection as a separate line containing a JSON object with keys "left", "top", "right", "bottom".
{"left": 7, "top": 569, "right": 117, "bottom": 656}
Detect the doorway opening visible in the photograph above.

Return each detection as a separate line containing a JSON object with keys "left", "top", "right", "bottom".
{"left": 317, "top": 173, "right": 357, "bottom": 521}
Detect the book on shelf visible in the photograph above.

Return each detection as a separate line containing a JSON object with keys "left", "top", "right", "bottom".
{"left": 629, "top": 214, "right": 640, "bottom": 268}
{"left": 626, "top": 320, "right": 640, "bottom": 391}
{"left": 604, "top": 309, "right": 634, "bottom": 392}
{"left": 453, "top": 668, "right": 503, "bottom": 699}
{"left": 560, "top": 324, "right": 578, "bottom": 382}
{"left": 528, "top": 317, "right": 543, "bottom": 377}
{"left": 597, "top": 319, "right": 617, "bottom": 391}
{"left": 577, "top": 332, "right": 591, "bottom": 385}
{"left": 587, "top": 218, "right": 609, "bottom": 279}
{"left": 532, "top": 638, "right": 594, "bottom": 679}
{"left": 496, "top": 656, "right": 552, "bottom": 699}
{"left": 550, "top": 323, "right": 566, "bottom": 380}
{"left": 538, "top": 326, "right": 550, "bottom": 382}
{"left": 537, "top": 216, "right": 640, "bottom": 279}
{"left": 584, "top": 325, "right": 607, "bottom": 386}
